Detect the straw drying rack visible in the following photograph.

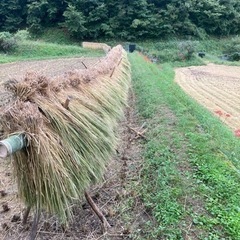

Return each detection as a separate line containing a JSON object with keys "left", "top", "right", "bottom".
{"left": 0, "top": 45, "right": 131, "bottom": 239}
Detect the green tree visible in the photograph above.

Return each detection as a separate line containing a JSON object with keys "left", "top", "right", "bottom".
{"left": 27, "top": 0, "right": 67, "bottom": 33}
{"left": 63, "top": 0, "right": 110, "bottom": 39}
{"left": 147, "top": 0, "right": 240, "bottom": 37}
{"left": 62, "top": 4, "right": 87, "bottom": 39}
{"left": 0, "top": 0, "right": 27, "bottom": 32}
{"left": 83, "top": 1, "right": 109, "bottom": 39}
{"left": 187, "top": 0, "right": 240, "bottom": 35}
{"left": 106, "top": 0, "right": 159, "bottom": 39}
{"left": 1, "top": 0, "right": 240, "bottom": 40}
{"left": 189, "top": 0, "right": 225, "bottom": 34}
{"left": 217, "top": 0, "right": 240, "bottom": 35}
{"left": 147, "top": 1, "right": 198, "bottom": 37}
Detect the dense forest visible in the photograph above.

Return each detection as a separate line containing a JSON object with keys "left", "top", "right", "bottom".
{"left": 0, "top": 0, "right": 240, "bottom": 40}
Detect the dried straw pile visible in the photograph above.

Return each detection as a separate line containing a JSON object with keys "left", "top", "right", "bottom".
{"left": 82, "top": 42, "right": 111, "bottom": 53}
{"left": 0, "top": 45, "right": 131, "bottom": 222}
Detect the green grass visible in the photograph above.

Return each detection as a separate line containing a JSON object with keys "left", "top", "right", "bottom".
{"left": 0, "top": 40, "right": 104, "bottom": 63}
{"left": 129, "top": 52, "right": 240, "bottom": 239}
{"left": 135, "top": 37, "right": 240, "bottom": 66}
{"left": 32, "top": 27, "right": 76, "bottom": 45}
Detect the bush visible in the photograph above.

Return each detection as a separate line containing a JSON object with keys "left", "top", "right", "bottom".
{"left": 178, "top": 41, "right": 195, "bottom": 60}
{"left": 0, "top": 32, "right": 18, "bottom": 53}
{"left": 155, "top": 48, "right": 179, "bottom": 62}
{"left": 229, "top": 52, "right": 240, "bottom": 61}
{"left": 14, "top": 30, "right": 31, "bottom": 41}
{"left": 223, "top": 37, "right": 240, "bottom": 61}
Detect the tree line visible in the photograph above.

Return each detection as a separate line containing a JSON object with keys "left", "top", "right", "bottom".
{"left": 1, "top": 0, "right": 240, "bottom": 40}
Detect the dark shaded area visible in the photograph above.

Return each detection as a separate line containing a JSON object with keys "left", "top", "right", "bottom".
{"left": 0, "top": 1, "right": 240, "bottom": 40}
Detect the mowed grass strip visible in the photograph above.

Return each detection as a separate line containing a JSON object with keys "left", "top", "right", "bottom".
{"left": 129, "top": 53, "right": 240, "bottom": 239}
{"left": 0, "top": 40, "right": 104, "bottom": 63}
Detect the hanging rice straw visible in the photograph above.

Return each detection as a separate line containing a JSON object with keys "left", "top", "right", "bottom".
{"left": 0, "top": 45, "right": 131, "bottom": 222}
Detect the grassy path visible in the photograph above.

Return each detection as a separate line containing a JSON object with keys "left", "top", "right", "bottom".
{"left": 129, "top": 53, "right": 240, "bottom": 239}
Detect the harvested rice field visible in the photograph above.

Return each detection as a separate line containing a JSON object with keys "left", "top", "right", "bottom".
{"left": 175, "top": 64, "right": 240, "bottom": 134}
{"left": 0, "top": 57, "right": 101, "bottom": 84}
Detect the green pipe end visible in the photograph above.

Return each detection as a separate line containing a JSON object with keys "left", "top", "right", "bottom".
{"left": 0, "top": 134, "right": 26, "bottom": 158}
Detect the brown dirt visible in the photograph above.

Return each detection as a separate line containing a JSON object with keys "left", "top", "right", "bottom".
{"left": 0, "top": 58, "right": 148, "bottom": 239}
{"left": 137, "top": 52, "right": 151, "bottom": 63}
{"left": 0, "top": 58, "right": 101, "bottom": 84}
{"left": 175, "top": 63, "right": 240, "bottom": 134}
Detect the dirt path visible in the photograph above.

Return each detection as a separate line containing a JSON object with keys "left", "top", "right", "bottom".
{"left": 175, "top": 63, "right": 240, "bottom": 133}
{"left": 0, "top": 58, "right": 147, "bottom": 239}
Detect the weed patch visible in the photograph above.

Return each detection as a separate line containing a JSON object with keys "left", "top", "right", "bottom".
{"left": 135, "top": 38, "right": 240, "bottom": 66}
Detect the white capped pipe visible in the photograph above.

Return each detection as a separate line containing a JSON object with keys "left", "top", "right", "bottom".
{"left": 0, "top": 134, "right": 26, "bottom": 158}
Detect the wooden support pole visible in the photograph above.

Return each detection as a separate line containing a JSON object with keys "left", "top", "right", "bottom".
{"left": 81, "top": 61, "right": 88, "bottom": 69}
{"left": 28, "top": 209, "right": 41, "bottom": 240}
{"left": 63, "top": 96, "right": 71, "bottom": 109}
{"left": 22, "top": 206, "right": 31, "bottom": 225}
{"left": 110, "top": 67, "right": 116, "bottom": 78}
{"left": 118, "top": 57, "right": 122, "bottom": 66}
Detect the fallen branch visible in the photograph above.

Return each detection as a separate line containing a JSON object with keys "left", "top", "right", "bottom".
{"left": 84, "top": 191, "right": 111, "bottom": 231}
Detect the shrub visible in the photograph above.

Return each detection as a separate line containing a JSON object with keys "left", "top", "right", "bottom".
{"left": 155, "top": 48, "right": 179, "bottom": 62}
{"left": 14, "top": 30, "right": 31, "bottom": 41}
{"left": 229, "top": 52, "right": 240, "bottom": 61}
{"left": 0, "top": 32, "right": 18, "bottom": 53}
{"left": 223, "top": 37, "right": 240, "bottom": 61}
{"left": 178, "top": 41, "right": 195, "bottom": 60}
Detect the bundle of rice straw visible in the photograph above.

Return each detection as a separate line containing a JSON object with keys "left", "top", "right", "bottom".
{"left": 0, "top": 45, "right": 131, "bottom": 222}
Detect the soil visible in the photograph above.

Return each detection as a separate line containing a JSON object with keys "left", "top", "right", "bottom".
{"left": 175, "top": 63, "right": 240, "bottom": 133}
{"left": 0, "top": 57, "right": 101, "bottom": 83}
{"left": 0, "top": 58, "right": 148, "bottom": 239}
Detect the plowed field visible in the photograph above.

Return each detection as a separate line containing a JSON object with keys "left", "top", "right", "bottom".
{"left": 175, "top": 64, "right": 240, "bottom": 133}
{"left": 0, "top": 57, "right": 101, "bottom": 83}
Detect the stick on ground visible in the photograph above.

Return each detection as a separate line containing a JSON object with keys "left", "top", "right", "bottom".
{"left": 84, "top": 191, "right": 111, "bottom": 231}
{"left": 127, "top": 125, "right": 147, "bottom": 139}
